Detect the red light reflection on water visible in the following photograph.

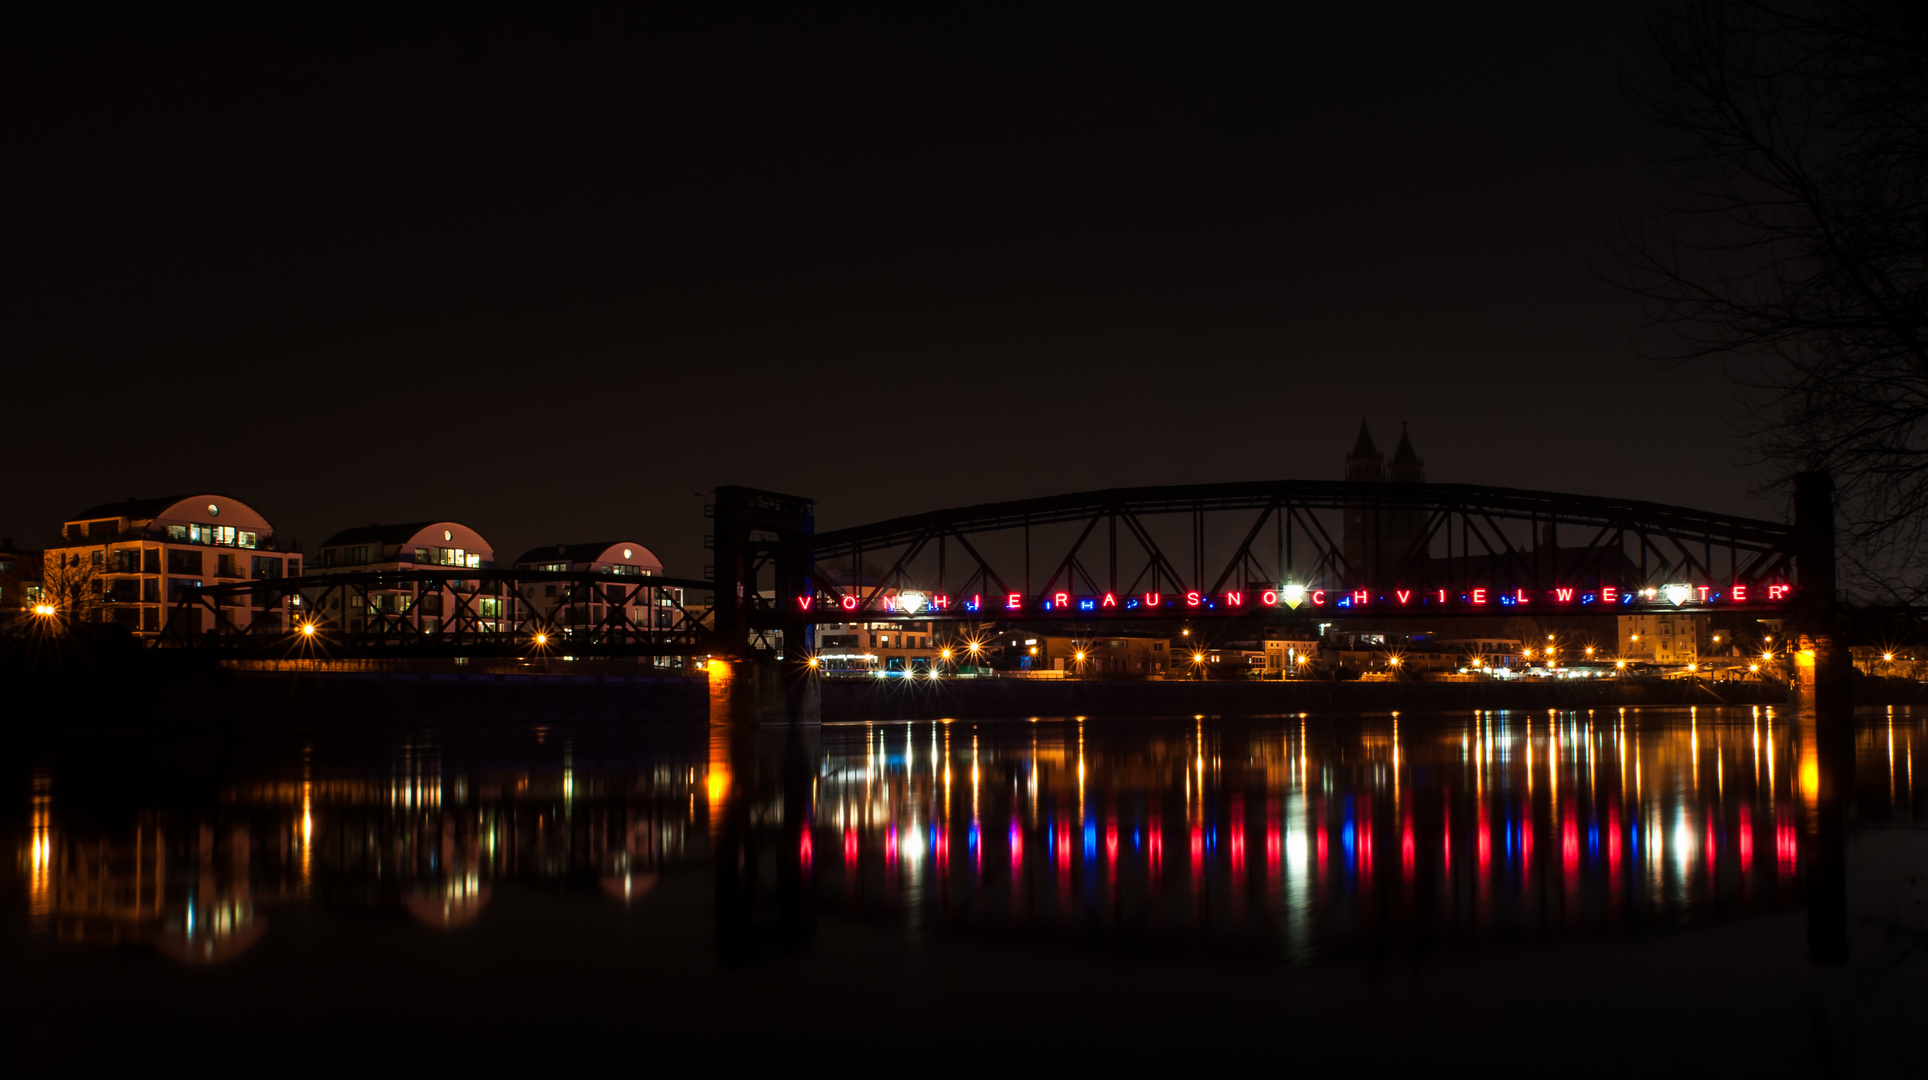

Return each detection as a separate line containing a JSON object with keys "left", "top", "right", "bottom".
{"left": 1401, "top": 816, "right": 1414, "bottom": 879}
{"left": 1358, "top": 803, "right": 1372, "bottom": 885}
{"left": 1561, "top": 807, "right": 1578, "bottom": 878}
{"left": 844, "top": 827, "right": 858, "bottom": 867}
{"left": 1105, "top": 819, "right": 1118, "bottom": 865}
{"left": 1230, "top": 797, "right": 1246, "bottom": 886}
{"left": 1190, "top": 827, "right": 1203, "bottom": 877}
{"left": 1607, "top": 807, "right": 1621, "bottom": 880}
{"left": 1478, "top": 805, "right": 1492, "bottom": 874}
{"left": 800, "top": 830, "right": 813, "bottom": 871}
{"left": 1010, "top": 823, "right": 1023, "bottom": 873}
{"left": 1738, "top": 804, "right": 1753, "bottom": 873}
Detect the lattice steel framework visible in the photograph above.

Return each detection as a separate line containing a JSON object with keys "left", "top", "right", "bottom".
{"left": 159, "top": 568, "right": 714, "bottom": 657}
{"left": 795, "top": 480, "right": 1799, "bottom": 619}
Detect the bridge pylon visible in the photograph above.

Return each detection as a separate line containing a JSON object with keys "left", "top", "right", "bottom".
{"left": 711, "top": 486, "right": 818, "bottom": 725}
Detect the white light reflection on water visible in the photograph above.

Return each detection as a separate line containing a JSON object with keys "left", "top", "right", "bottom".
{"left": 15, "top": 707, "right": 1920, "bottom": 970}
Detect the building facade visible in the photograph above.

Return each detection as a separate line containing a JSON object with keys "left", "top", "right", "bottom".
{"left": 511, "top": 541, "right": 681, "bottom": 638}
{"left": 1618, "top": 612, "right": 1707, "bottom": 666}
{"left": 308, "top": 521, "right": 501, "bottom": 636}
{"left": 42, "top": 495, "right": 301, "bottom": 636}
{"left": 1, "top": 538, "right": 43, "bottom": 623}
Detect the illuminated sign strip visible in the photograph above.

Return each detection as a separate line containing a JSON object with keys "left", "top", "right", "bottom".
{"left": 794, "top": 583, "right": 1794, "bottom": 616}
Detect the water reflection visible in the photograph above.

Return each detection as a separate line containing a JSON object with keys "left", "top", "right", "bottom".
{"left": 9, "top": 707, "right": 1923, "bottom": 966}
{"left": 817, "top": 707, "right": 1922, "bottom": 958}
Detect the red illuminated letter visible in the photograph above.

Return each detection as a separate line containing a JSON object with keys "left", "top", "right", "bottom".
{"left": 1101, "top": 592, "right": 1117, "bottom": 607}
{"left": 932, "top": 594, "right": 949, "bottom": 610}
{"left": 1006, "top": 593, "right": 1023, "bottom": 610}
{"left": 1730, "top": 584, "right": 1747, "bottom": 602}
{"left": 1053, "top": 592, "right": 1069, "bottom": 608}
{"left": 1261, "top": 590, "right": 1278, "bottom": 606}
{"left": 796, "top": 596, "right": 813, "bottom": 611}
{"left": 1514, "top": 589, "right": 1529, "bottom": 604}
{"left": 1352, "top": 590, "right": 1369, "bottom": 606}
{"left": 1225, "top": 592, "right": 1243, "bottom": 607}
{"left": 1437, "top": 589, "right": 1446, "bottom": 603}
{"left": 1143, "top": 592, "right": 1161, "bottom": 607}
{"left": 1311, "top": 590, "right": 1326, "bottom": 606}
{"left": 1697, "top": 586, "right": 1710, "bottom": 602}
{"left": 840, "top": 595, "right": 859, "bottom": 611}
{"left": 1395, "top": 590, "right": 1411, "bottom": 605}
{"left": 1601, "top": 586, "right": 1617, "bottom": 603}
{"left": 1185, "top": 591, "right": 1202, "bottom": 607}
{"left": 1471, "top": 588, "right": 1487, "bottom": 605}
{"left": 1554, "top": 588, "right": 1573, "bottom": 603}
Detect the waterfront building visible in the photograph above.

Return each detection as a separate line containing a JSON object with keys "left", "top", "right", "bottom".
{"left": 1618, "top": 611, "right": 1707, "bottom": 665}
{"left": 511, "top": 541, "right": 681, "bottom": 635}
{"left": 308, "top": 521, "right": 502, "bottom": 635}
{"left": 42, "top": 495, "right": 301, "bottom": 636}
{"left": 1427, "top": 636, "right": 1523, "bottom": 668}
{"left": 817, "top": 597, "right": 941, "bottom": 674}
{"left": 1, "top": 537, "right": 43, "bottom": 622}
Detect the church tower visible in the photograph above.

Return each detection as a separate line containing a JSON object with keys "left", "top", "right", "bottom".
{"left": 1342, "top": 419, "right": 1430, "bottom": 586}
{"left": 1342, "top": 419, "right": 1382, "bottom": 578}
{"left": 1388, "top": 422, "right": 1424, "bottom": 484}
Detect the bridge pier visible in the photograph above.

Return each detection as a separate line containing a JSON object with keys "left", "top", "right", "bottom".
{"left": 1790, "top": 471, "right": 1852, "bottom": 965}
{"left": 707, "top": 658, "right": 820, "bottom": 725}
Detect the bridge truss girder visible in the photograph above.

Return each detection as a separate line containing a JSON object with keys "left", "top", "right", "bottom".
{"left": 158, "top": 567, "right": 715, "bottom": 658}
{"left": 802, "top": 479, "right": 1796, "bottom": 614}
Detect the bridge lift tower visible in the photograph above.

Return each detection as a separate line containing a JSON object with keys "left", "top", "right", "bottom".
{"left": 711, "top": 485, "right": 818, "bottom": 724}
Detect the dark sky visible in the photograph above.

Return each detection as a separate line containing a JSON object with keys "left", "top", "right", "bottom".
{"left": 2, "top": 3, "right": 1756, "bottom": 573}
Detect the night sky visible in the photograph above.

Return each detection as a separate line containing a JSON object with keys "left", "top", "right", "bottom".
{"left": 2, "top": 3, "right": 1753, "bottom": 574}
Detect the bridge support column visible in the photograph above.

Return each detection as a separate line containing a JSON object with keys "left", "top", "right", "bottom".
{"left": 1790, "top": 470, "right": 1852, "bottom": 965}
{"left": 708, "top": 658, "right": 820, "bottom": 725}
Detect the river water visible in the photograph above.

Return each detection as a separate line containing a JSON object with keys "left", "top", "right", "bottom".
{"left": 5, "top": 705, "right": 1924, "bottom": 1070}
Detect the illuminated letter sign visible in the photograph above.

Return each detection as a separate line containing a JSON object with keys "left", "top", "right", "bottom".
{"left": 932, "top": 594, "right": 950, "bottom": 610}
{"left": 1225, "top": 592, "right": 1243, "bottom": 607}
{"left": 1395, "top": 590, "right": 1411, "bottom": 605}
{"left": 1143, "top": 592, "right": 1161, "bottom": 607}
{"left": 1101, "top": 592, "right": 1118, "bottom": 607}
{"left": 1600, "top": 586, "right": 1616, "bottom": 604}
{"left": 796, "top": 596, "right": 813, "bottom": 611}
{"left": 1513, "top": 589, "right": 1530, "bottom": 604}
{"left": 1261, "top": 590, "right": 1278, "bottom": 606}
{"left": 1767, "top": 585, "right": 1790, "bottom": 600}
{"left": 1053, "top": 592, "right": 1070, "bottom": 609}
{"left": 841, "top": 596, "right": 859, "bottom": 611}
{"left": 1006, "top": 593, "right": 1023, "bottom": 610}
{"left": 1471, "top": 588, "right": 1487, "bottom": 605}
{"left": 1730, "top": 584, "right": 1746, "bottom": 602}
{"left": 1351, "top": 590, "right": 1369, "bottom": 606}
{"left": 1311, "top": 590, "right": 1326, "bottom": 606}
{"left": 1186, "top": 591, "right": 1202, "bottom": 607}
{"left": 1554, "top": 588, "right": 1573, "bottom": 603}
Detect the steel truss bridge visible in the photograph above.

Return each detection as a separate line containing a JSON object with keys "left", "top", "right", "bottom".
{"left": 160, "top": 567, "right": 713, "bottom": 658}
{"left": 163, "top": 477, "right": 1840, "bottom": 660}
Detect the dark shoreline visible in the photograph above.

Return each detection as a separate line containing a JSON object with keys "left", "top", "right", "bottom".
{"left": 9, "top": 637, "right": 1926, "bottom": 725}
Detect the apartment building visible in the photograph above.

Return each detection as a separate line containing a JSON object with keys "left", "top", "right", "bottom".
{"left": 43, "top": 495, "right": 301, "bottom": 635}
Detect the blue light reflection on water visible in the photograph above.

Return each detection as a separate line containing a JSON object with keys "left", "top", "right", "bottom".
{"left": 10, "top": 707, "right": 1923, "bottom": 969}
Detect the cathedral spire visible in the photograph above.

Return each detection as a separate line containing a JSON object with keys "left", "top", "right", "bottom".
{"left": 1349, "top": 417, "right": 1378, "bottom": 460}
{"left": 1388, "top": 421, "right": 1425, "bottom": 483}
